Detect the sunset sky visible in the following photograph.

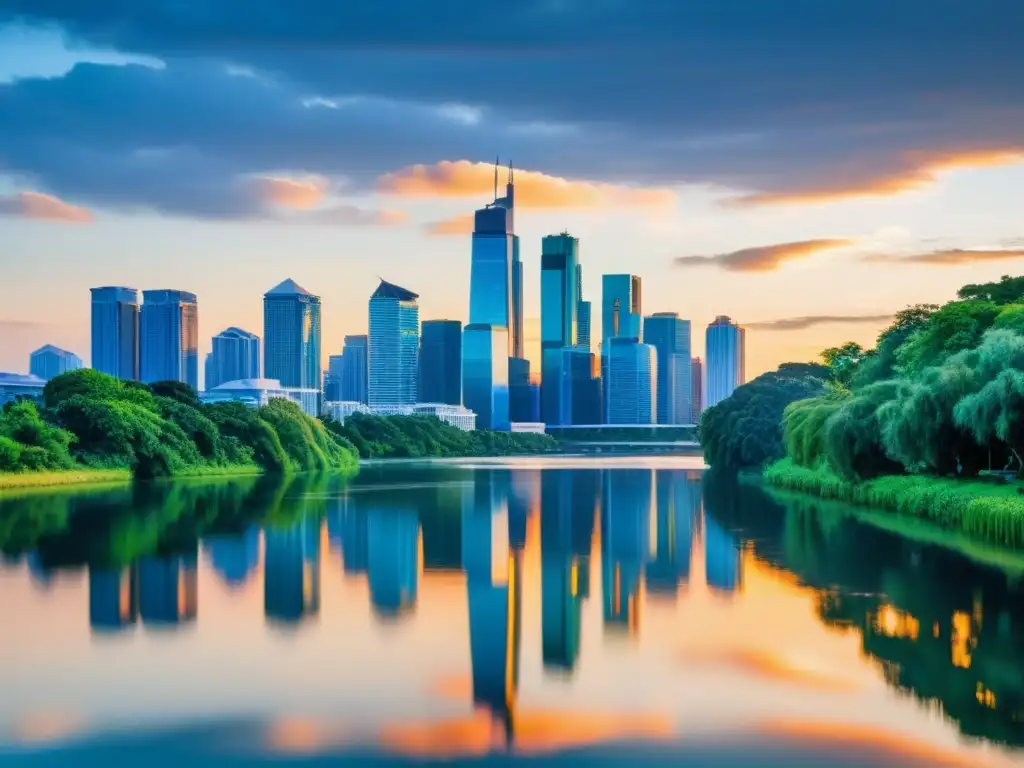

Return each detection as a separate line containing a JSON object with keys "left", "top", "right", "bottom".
{"left": 1, "top": 1, "right": 1023, "bottom": 380}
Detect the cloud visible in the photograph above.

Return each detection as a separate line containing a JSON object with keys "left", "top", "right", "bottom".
{"left": 862, "top": 248, "right": 1024, "bottom": 265}
{"left": 745, "top": 314, "right": 894, "bottom": 331}
{"left": 304, "top": 204, "right": 408, "bottom": 227}
{"left": 378, "top": 160, "right": 675, "bottom": 209}
{"left": 255, "top": 176, "right": 326, "bottom": 209}
{"left": 424, "top": 213, "right": 475, "bottom": 236}
{"left": 0, "top": 191, "right": 93, "bottom": 222}
{"left": 674, "top": 239, "right": 853, "bottom": 272}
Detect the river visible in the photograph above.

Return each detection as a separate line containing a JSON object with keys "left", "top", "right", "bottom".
{"left": 0, "top": 456, "right": 1021, "bottom": 766}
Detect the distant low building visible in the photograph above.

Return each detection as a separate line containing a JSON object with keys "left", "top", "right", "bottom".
{"left": 200, "top": 378, "right": 320, "bottom": 417}
{"left": 323, "top": 401, "right": 477, "bottom": 431}
{"left": 510, "top": 422, "right": 546, "bottom": 434}
{"left": 29, "top": 345, "right": 83, "bottom": 381}
{"left": 0, "top": 373, "right": 46, "bottom": 407}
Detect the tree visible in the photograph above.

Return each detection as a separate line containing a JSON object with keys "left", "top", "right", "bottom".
{"left": 820, "top": 342, "right": 868, "bottom": 386}
{"left": 958, "top": 275, "right": 1024, "bottom": 305}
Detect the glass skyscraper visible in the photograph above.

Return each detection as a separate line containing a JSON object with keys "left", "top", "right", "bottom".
{"left": 206, "top": 327, "right": 259, "bottom": 390}
{"left": 540, "top": 233, "right": 580, "bottom": 425}
{"left": 561, "top": 347, "right": 602, "bottom": 425}
{"left": 706, "top": 316, "right": 746, "bottom": 408}
{"left": 691, "top": 357, "right": 704, "bottom": 423}
{"left": 29, "top": 345, "right": 83, "bottom": 381}
{"left": 90, "top": 286, "right": 139, "bottom": 380}
{"left": 263, "top": 279, "right": 322, "bottom": 393}
{"left": 140, "top": 289, "right": 199, "bottom": 389}
{"left": 602, "top": 337, "right": 656, "bottom": 424}
{"left": 368, "top": 280, "right": 420, "bottom": 406}
{"left": 463, "top": 324, "right": 510, "bottom": 431}
{"left": 643, "top": 313, "right": 692, "bottom": 425}
{"left": 324, "top": 353, "right": 344, "bottom": 401}
{"left": 340, "top": 334, "right": 368, "bottom": 403}
{"left": 601, "top": 274, "right": 643, "bottom": 346}
{"left": 419, "top": 319, "right": 462, "bottom": 405}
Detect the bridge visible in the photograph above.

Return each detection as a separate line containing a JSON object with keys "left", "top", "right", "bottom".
{"left": 545, "top": 424, "right": 701, "bottom": 454}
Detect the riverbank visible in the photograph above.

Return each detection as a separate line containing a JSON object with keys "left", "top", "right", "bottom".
{"left": 764, "top": 458, "right": 1024, "bottom": 548}
{"left": 0, "top": 463, "right": 269, "bottom": 493}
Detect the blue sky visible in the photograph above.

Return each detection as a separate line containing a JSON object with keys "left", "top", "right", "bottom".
{"left": 1, "top": 1, "right": 1023, "bottom": 381}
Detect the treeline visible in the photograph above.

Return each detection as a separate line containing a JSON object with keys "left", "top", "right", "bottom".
{"left": 784, "top": 275, "right": 1024, "bottom": 481}
{"left": 0, "top": 369, "right": 357, "bottom": 479}
{"left": 324, "top": 412, "right": 558, "bottom": 459}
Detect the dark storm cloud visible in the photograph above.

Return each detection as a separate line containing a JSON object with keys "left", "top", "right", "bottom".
{"left": 1, "top": 1, "right": 1023, "bottom": 216}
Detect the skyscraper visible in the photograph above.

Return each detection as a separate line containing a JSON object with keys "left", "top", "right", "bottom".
{"left": 263, "top": 279, "right": 322, "bottom": 392}
{"left": 577, "top": 264, "right": 592, "bottom": 351}
{"left": 691, "top": 357, "right": 704, "bottom": 423}
{"left": 643, "top": 313, "right": 692, "bottom": 424}
{"left": 540, "top": 233, "right": 580, "bottom": 425}
{"left": 29, "top": 345, "right": 83, "bottom": 381}
{"left": 368, "top": 280, "right": 420, "bottom": 406}
{"left": 705, "top": 316, "right": 746, "bottom": 408}
{"left": 206, "top": 327, "right": 259, "bottom": 390}
{"left": 140, "top": 289, "right": 199, "bottom": 389}
{"left": 419, "top": 319, "right": 462, "bottom": 405}
{"left": 90, "top": 286, "right": 139, "bottom": 380}
{"left": 601, "top": 274, "right": 643, "bottom": 346}
{"left": 340, "top": 334, "right": 368, "bottom": 403}
{"left": 463, "top": 324, "right": 510, "bottom": 430}
{"left": 602, "top": 337, "right": 656, "bottom": 424}
{"left": 561, "top": 347, "right": 602, "bottom": 425}
{"left": 324, "top": 353, "right": 344, "bottom": 401}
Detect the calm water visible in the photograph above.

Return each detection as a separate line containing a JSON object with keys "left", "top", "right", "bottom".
{"left": 1, "top": 456, "right": 1022, "bottom": 767}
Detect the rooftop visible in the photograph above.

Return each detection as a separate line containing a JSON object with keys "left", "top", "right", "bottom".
{"left": 265, "top": 278, "right": 316, "bottom": 298}
{"left": 371, "top": 279, "right": 419, "bottom": 302}
{"left": 215, "top": 327, "right": 259, "bottom": 339}
{"left": 0, "top": 373, "right": 46, "bottom": 386}
{"left": 211, "top": 378, "right": 284, "bottom": 391}
{"left": 31, "top": 344, "right": 76, "bottom": 357}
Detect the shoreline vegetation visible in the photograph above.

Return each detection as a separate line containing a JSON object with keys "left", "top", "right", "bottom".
{"left": 700, "top": 274, "right": 1024, "bottom": 549}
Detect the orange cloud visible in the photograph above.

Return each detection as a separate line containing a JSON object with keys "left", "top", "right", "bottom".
{"left": 378, "top": 160, "right": 676, "bottom": 209}
{"left": 731, "top": 150, "right": 1024, "bottom": 206}
{"left": 425, "top": 213, "right": 475, "bottom": 236}
{"left": 675, "top": 238, "right": 853, "bottom": 272}
{"left": 0, "top": 192, "right": 93, "bottom": 223}
{"left": 862, "top": 248, "right": 1024, "bottom": 265}
{"left": 307, "top": 205, "right": 409, "bottom": 227}
{"left": 255, "top": 176, "right": 326, "bottom": 209}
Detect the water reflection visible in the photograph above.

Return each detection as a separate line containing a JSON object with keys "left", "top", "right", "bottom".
{"left": 0, "top": 463, "right": 1022, "bottom": 765}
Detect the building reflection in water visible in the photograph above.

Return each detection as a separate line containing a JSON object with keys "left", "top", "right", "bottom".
{"left": 138, "top": 549, "right": 198, "bottom": 626}
{"left": 601, "top": 470, "right": 652, "bottom": 635}
{"left": 202, "top": 527, "right": 260, "bottom": 589}
{"left": 645, "top": 471, "right": 697, "bottom": 599}
{"left": 264, "top": 516, "right": 320, "bottom": 626}
{"left": 89, "top": 566, "right": 139, "bottom": 631}
{"left": 704, "top": 513, "right": 742, "bottom": 594}
{"left": 332, "top": 496, "right": 369, "bottom": 577}
{"left": 463, "top": 471, "right": 522, "bottom": 745}
{"left": 367, "top": 508, "right": 421, "bottom": 620}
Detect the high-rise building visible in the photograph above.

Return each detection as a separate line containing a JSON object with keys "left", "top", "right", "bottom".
{"left": 368, "top": 280, "right": 420, "bottom": 407}
{"left": 643, "top": 313, "right": 692, "bottom": 425}
{"left": 601, "top": 274, "right": 643, "bottom": 346}
{"left": 263, "top": 279, "right": 322, "bottom": 394}
{"left": 140, "top": 289, "right": 199, "bottom": 389}
{"left": 602, "top": 337, "right": 656, "bottom": 424}
{"left": 463, "top": 324, "right": 510, "bottom": 431}
{"left": 90, "top": 286, "right": 140, "bottom": 380}
{"left": 324, "top": 353, "right": 344, "bottom": 401}
{"left": 705, "top": 316, "right": 746, "bottom": 408}
{"left": 691, "top": 357, "right": 704, "bottom": 423}
{"left": 561, "top": 348, "right": 602, "bottom": 425}
{"left": 206, "top": 327, "right": 259, "bottom": 390}
{"left": 540, "top": 233, "right": 580, "bottom": 425}
{"left": 339, "top": 334, "right": 368, "bottom": 403}
{"left": 508, "top": 356, "right": 537, "bottom": 423}
{"left": 29, "top": 345, "right": 83, "bottom": 381}
{"left": 576, "top": 264, "right": 591, "bottom": 350}
{"left": 419, "top": 319, "right": 462, "bottom": 405}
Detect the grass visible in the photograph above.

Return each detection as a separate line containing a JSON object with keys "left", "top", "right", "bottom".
{"left": 0, "top": 468, "right": 132, "bottom": 492}
{"left": 764, "top": 458, "right": 1024, "bottom": 548}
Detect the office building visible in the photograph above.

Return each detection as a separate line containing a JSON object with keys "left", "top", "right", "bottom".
{"left": 200, "top": 377, "right": 320, "bottom": 417}
{"left": 0, "top": 373, "right": 45, "bottom": 407}
{"left": 706, "top": 316, "right": 746, "bottom": 408}
{"left": 691, "top": 357, "right": 704, "bottom": 422}
{"left": 368, "top": 280, "right": 420, "bottom": 406}
{"left": 540, "top": 233, "right": 580, "bottom": 425}
{"left": 324, "top": 353, "right": 344, "bottom": 401}
{"left": 339, "top": 334, "right": 368, "bottom": 404}
{"left": 643, "top": 313, "right": 692, "bottom": 424}
{"left": 419, "top": 319, "right": 462, "bottom": 405}
{"left": 508, "top": 356, "right": 538, "bottom": 423}
{"left": 322, "top": 401, "right": 477, "bottom": 431}
{"left": 90, "top": 286, "right": 140, "bottom": 380}
{"left": 206, "top": 327, "right": 259, "bottom": 390}
{"left": 263, "top": 279, "right": 322, "bottom": 394}
{"left": 601, "top": 274, "right": 642, "bottom": 345}
{"left": 561, "top": 347, "right": 602, "bottom": 425}
{"left": 463, "top": 324, "right": 510, "bottom": 430}
{"left": 469, "top": 162, "right": 519, "bottom": 354}
{"left": 602, "top": 337, "right": 656, "bottom": 424}
{"left": 29, "top": 345, "right": 82, "bottom": 381}
{"left": 140, "top": 289, "right": 199, "bottom": 389}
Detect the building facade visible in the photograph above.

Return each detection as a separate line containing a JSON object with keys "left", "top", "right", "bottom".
{"left": 601, "top": 337, "right": 656, "bottom": 424}
{"left": 200, "top": 377, "right": 320, "bottom": 417}
{"left": 324, "top": 353, "right": 344, "bottom": 401}
{"left": 368, "top": 280, "right": 420, "bottom": 407}
{"left": 601, "top": 274, "right": 643, "bottom": 345}
{"left": 140, "top": 289, "right": 199, "bottom": 389}
{"left": 691, "top": 357, "right": 704, "bottom": 423}
{"left": 323, "top": 401, "right": 477, "bottom": 431}
{"left": 29, "top": 345, "right": 83, "bottom": 381}
{"left": 643, "top": 313, "right": 692, "bottom": 425}
{"left": 206, "top": 327, "right": 259, "bottom": 390}
{"left": 90, "top": 286, "right": 140, "bottom": 380}
{"left": 338, "top": 334, "right": 368, "bottom": 403}
{"left": 0, "top": 373, "right": 46, "bottom": 407}
{"left": 705, "top": 316, "right": 746, "bottom": 408}
{"left": 263, "top": 279, "right": 322, "bottom": 393}
{"left": 419, "top": 319, "right": 462, "bottom": 406}
{"left": 561, "top": 348, "right": 602, "bottom": 425}
{"left": 463, "top": 324, "right": 510, "bottom": 431}
{"left": 508, "top": 356, "right": 537, "bottom": 423}
{"left": 540, "top": 233, "right": 580, "bottom": 425}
